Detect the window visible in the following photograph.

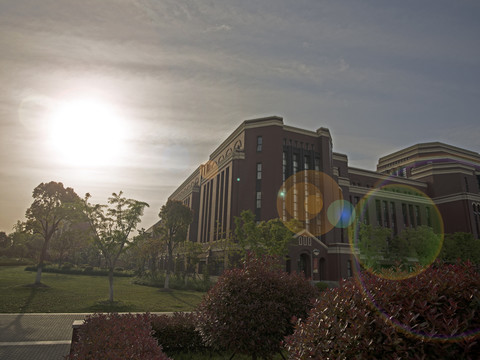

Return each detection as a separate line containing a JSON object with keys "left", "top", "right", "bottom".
{"left": 376, "top": 200, "right": 382, "bottom": 226}
{"left": 390, "top": 202, "right": 397, "bottom": 234}
{"left": 256, "top": 192, "right": 262, "bottom": 208}
{"left": 415, "top": 205, "right": 421, "bottom": 226}
{"left": 256, "top": 163, "right": 262, "bottom": 180}
{"left": 409, "top": 204, "right": 415, "bottom": 227}
{"left": 304, "top": 155, "right": 310, "bottom": 170}
{"left": 315, "top": 158, "right": 320, "bottom": 171}
{"left": 293, "top": 154, "right": 299, "bottom": 174}
{"left": 402, "top": 203, "right": 408, "bottom": 227}
{"left": 383, "top": 201, "right": 389, "bottom": 227}
{"left": 257, "top": 136, "right": 263, "bottom": 152}
{"left": 347, "top": 260, "right": 353, "bottom": 278}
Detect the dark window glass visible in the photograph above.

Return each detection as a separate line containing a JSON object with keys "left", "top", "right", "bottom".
{"left": 257, "top": 136, "right": 263, "bottom": 152}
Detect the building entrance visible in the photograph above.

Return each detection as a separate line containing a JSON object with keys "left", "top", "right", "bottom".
{"left": 299, "top": 253, "right": 311, "bottom": 278}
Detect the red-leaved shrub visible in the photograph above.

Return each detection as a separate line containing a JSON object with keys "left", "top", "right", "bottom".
{"left": 66, "top": 313, "right": 170, "bottom": 360}
{"left": 150, "top": 312, "right": 206, "bottom": 355}
{"left": 195, "top": 255, "right": 319, "bottom": 359}
{"left": 284, "top": 261, "right": 480, "bottom": 360}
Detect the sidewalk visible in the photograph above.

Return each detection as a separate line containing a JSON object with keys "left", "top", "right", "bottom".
{"left": 0, "top": 313, "right": 89, "bottom": 360}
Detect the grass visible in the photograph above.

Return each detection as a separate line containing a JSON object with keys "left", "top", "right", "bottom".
{"left": 0, "top": 266, "right": 205, "bottom": 313}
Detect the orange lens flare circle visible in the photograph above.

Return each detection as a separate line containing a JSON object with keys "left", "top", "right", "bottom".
{"left": 277, "top": 170, "right": 343, "bottom": 236}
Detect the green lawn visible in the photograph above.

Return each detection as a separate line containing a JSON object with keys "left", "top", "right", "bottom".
{"left": 0, "top": 266, "right": 205, "bottom": 313}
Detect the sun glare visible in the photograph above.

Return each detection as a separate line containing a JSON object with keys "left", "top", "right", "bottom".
{"left": 48, "top": 99, "right": 127, "bottom": 167}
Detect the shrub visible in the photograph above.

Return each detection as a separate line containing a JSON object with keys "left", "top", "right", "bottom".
{"left": 195, "top": 255, "right": 319, "bottom": 359}
{"left": 151, "top": 312, "right": 206, "bottom": 355}
{"left": 83, "top": 266, "right": 93, "bottom": 273}
{"left": 314, "top": 281, "right": 328, "bottom": 292}
{"left": 67, "top": 313, "right": 170, "bottom": 360}
{"left": 284, "top": 261, "right": 480, "bottom": 359}
{"left": 61, "top": 262, "right": 73, "bottom": 270}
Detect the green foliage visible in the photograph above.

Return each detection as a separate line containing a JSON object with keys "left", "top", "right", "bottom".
{"left": 284, "top": 262, "right": 480, "bottom": 359}
{"left": 133, "top": 272, "right": 212, "bottom": 292}
{"left": 196, "top": 256, "right": 319, "bottom": 359}
{"left": 356, "top": 224, "right": 391, "bottom": 270}
{"left": 314, "top": 281, "right": 329, "bottom": 292}
{"left": 151, "top": 312, "right": 207, "bottom": 355}
{"left": 393, "top": 226, "right": 442, "bottom": 265}
{"left": 440, "top": 232, "right": 480, "bottom": 264}
{"left": 156, "top": 200, "right": 193, "bottom": 289}
{"left": 83, "top": 191, "right": 149, "bottom": 301}
{"left": 25, "top": 181, "right": 82, "bottom": 284}
{"left": 234, "top": 210, "right": 299, "bottom": 258}
{"left": 0, "top": 231, "right": 9, "bottom": 248}
{"left": 356, "top": 224, "right": 442, "bottom": 271}
{"left": 24, "top": 265, "right": 134, "bottom": 277}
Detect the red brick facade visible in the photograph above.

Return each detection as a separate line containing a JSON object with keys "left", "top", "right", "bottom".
{"left": 166, "top": 116, "right": 480, "bottom": 281}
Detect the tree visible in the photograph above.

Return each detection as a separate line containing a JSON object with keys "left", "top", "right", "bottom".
{"left": 234, "top": 210, "right": 300, "bottom": 259}
{"left": 356, "top": 224, "right": 391, "bottom": 271}
{"left": 156, "top": 200, "right": 193, "bottom": 289}
{"left": 393, "top": 226, "right": 441, "bottom": 266}
{"left": 83, "top": 191, "right": 148, "bottom": 302}
{"left": 440, "top": 232, "right": 480, "bottom": 264}
{"left": 50, "top": 221, "right": 91, "bottom": 266}
{"left": 25, "top": 181, "right": 81, "bottom": 284}
{"left": 0, "top": 231, "right": 9, "bottom": 249}
{"left": 178, "top": 239, "right": 204, "bottom": 283}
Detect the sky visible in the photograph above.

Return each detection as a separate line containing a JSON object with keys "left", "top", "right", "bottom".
{"left": 1, "top": 0, "right": 479, "bottom": 233}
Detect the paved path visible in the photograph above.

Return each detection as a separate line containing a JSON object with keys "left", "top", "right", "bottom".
{"left": 0, "top": 313, "right": 89, "bottom": 360}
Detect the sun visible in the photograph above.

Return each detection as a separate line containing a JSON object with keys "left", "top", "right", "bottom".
{"left": 48, "top": 99, "right": 127, "bottom": 167}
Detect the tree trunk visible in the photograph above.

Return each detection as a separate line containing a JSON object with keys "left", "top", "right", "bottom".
{"left": 164, "top": 242, "right": 173, "bottom": 289}
{"left": 35, "top": 266, "right": 43, "bottom": 284}
{"left": 35, "top": 237, "right": 50, "bottom": 284}
{"left": 164, "top": 271, "right": 170, "bottom": 289}
{"left": 108, "top": 267, "right": 114, "bottom": 302}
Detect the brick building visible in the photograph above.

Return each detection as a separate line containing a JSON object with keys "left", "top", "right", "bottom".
{"left": 165, "top": 116, "right": 480, "bottom": 281}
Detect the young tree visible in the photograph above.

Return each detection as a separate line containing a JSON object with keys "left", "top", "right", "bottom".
{"left": 393, "top": 225, "right": 441, "bottom": 266}
{"left": 25, "top": 181, "right": 81, "bottom": 285}
{"left": 356, "top": 223, "right": 391, "bottom": 271}
{"left": 83, "top": 192, "right": 148, "bottom": 302}
{"left": 234, "top": 209, "right": 300, "bottom": 259}
{"left": 156, "top": 200, "right": 193, "bottom": 289}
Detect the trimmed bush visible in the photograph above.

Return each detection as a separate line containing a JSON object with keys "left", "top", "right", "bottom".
{"left": 67, "top": 313, "right": 170, "bottom": 360}
{"left": 284, "top": 261, "right": 480, "bottom": 359}
{"left": 195, "top": 255, "right": 319, "bottom": 359}
{"left": 314, "top": 281, "right": 328, "bottom": 292}
{"left": 151, "top": 312, "right": 206, "bottom": 355}
{"left": 61, "top": 262, "right": 73, "bottom": 270}
{"left": 24, "top": 265, "right": 133, "bottom": 277}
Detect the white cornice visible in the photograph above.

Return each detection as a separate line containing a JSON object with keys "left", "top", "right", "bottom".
{"left": 433, "top": 193, "right": 480, "bottom": 204}
{"left": 348, "top": 167, "right": 427, "bottom": 187}
{"left": 333, "top": 152, "right": 348, "bottom": 162}
{"left": 169, "top": 167, "right": 201, "bottom": 200}
{"left": 377, "top": 143, "right": 480, "bottom": 170}
{"left": 283, "top": 125, "right": 318, "bottom": 137}
{"left": 410, "top": 162, "right": 476, "bottom": 179}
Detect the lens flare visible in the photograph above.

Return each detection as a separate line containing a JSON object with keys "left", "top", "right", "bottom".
{"left": 327, "top": 200, "right": 356, "bottom": 228}
{"left": 277, "top": 170, "right": 343, "bottom": 236}
{"left": 349, "top": 183, "right": 444, "bottom": 280}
